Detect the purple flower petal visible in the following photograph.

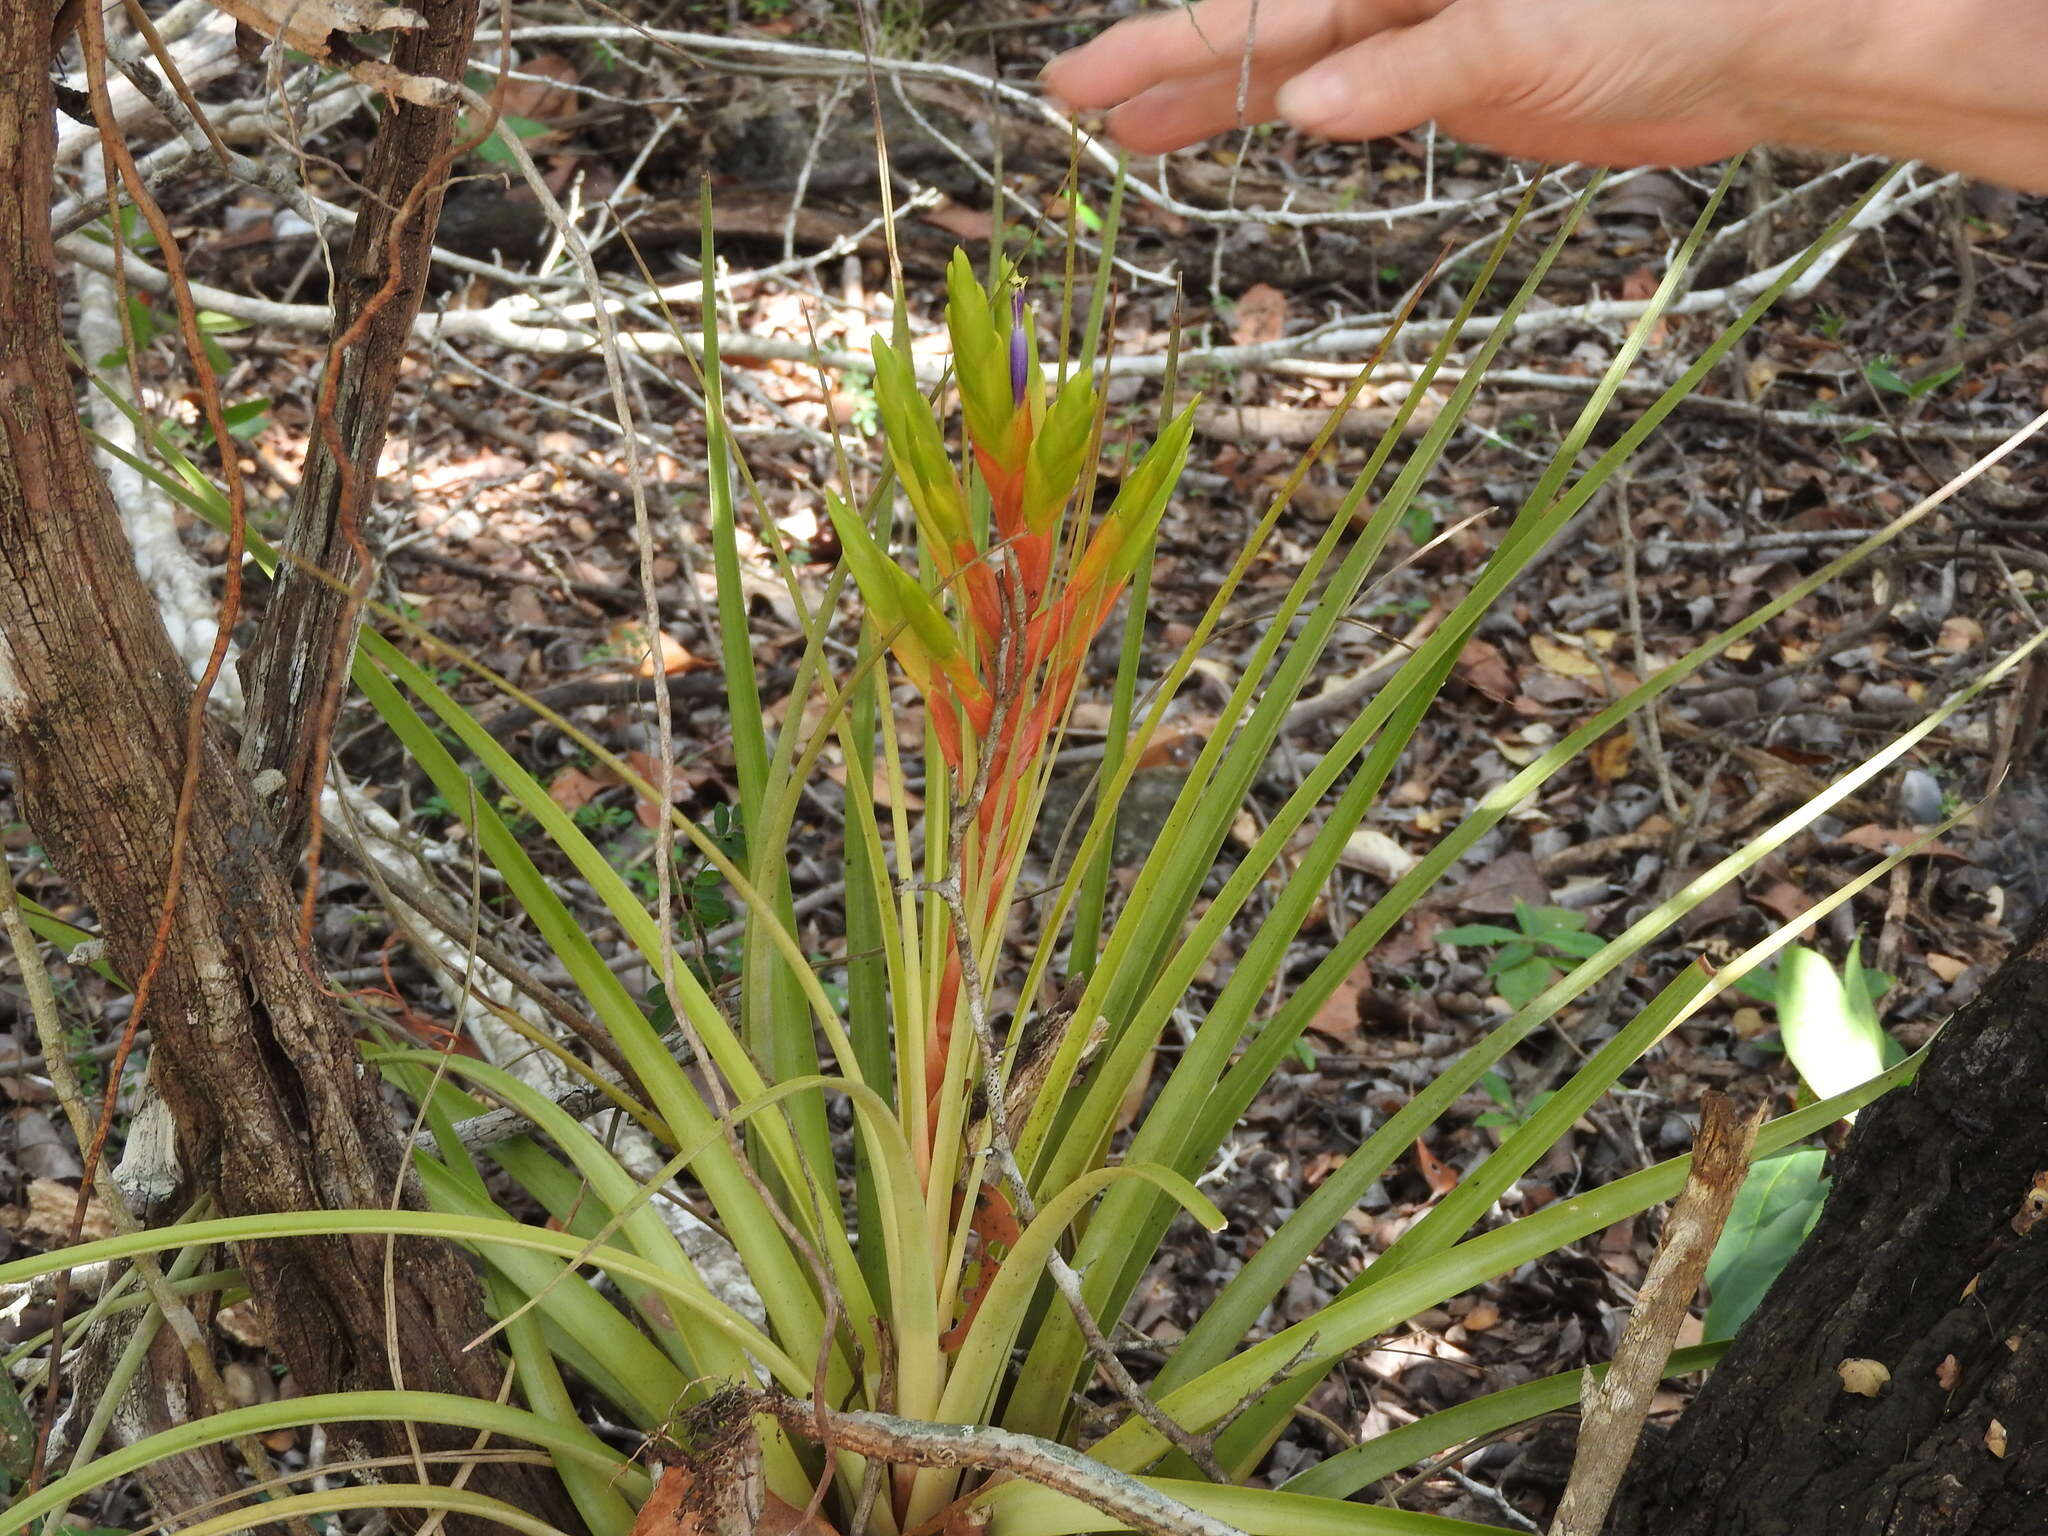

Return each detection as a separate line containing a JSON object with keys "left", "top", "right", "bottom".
{"left": 1009, "top": 290, "right": 1028, "bottom": 407}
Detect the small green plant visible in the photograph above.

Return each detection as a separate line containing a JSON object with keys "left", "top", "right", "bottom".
{"left": 1707, "top": 939, "right": 1903, "bottom": 1331}
{"left": 835, "top": 370, "right": 880, "bottom": 436}
{"left": 572, "top": 800, "right": 635, "bottom": 836}
{"left": 1439, "top": 901, "right": 1609, "bottom": 1009}
{"left": 1864, "top": 353, "right": 1962, "bottom": 402}
{"left": 1473, "top": 1069, "right": 1557, "bottom": 1133}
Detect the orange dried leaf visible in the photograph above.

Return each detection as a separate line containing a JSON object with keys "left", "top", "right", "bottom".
{"left": 1589, "top": 728, "right": 1634, "bottom": 784}
{"left": 2011, "top": 1171, "right": 2048, "bottom": 1236}
{"left": 631, "top": 1465, "right": 702, "bottom": 1536}
{"left": 1412, "top": 1137, "right": 1459, "bottom": 1197}
{"left": 1230, "top": 283, "right": 1289, "bottom": 346}
{"left": 1307, "top": 974, "right": 1367, "bottom": 1041}
{"left": 1926, "top": 953, "right": 1970, "bottom": 983}
{"left": 547, "top": 765, "right": 608, "bottom": 812}
{"left": 492, "top": 53, "right": 579, "bottom": 120}
{"left": 1530, "top": 631, "right": 1604, "bottom": 681}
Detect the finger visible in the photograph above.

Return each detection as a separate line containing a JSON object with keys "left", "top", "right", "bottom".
{"left": 1042, "top": 0, "right": 1436, "bottom": 111}
{"left": 1100, "top": 68, "right": 1291, "bottom": 153}
{"left": 1274, "top": 6, "right": 1506, "bottom": 142}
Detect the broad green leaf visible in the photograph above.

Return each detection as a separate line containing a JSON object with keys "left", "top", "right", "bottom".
{"left": 1778, "top": 944, "right": 1889, "bottom": 1109}
{"left": 1704, "top": 1147, "right": 1830, "bottom": 1338}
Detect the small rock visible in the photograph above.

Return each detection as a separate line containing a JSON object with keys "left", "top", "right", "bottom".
{"left": 1897, "top": 768, "right": 1945, "bottom": 826}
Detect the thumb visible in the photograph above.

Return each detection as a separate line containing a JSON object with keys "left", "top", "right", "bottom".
{"left": 1275, "top": 8, "right": 1505, "bottom": 141}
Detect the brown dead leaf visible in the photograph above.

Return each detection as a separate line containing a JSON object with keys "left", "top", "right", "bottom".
{"left": 1834, "top": 824, "right": 1961, "bottom": 858}
{"left": 1926, "top": 953, "right": 1971, "bottom": 983}
{"left": 609, "top": 621, "right": 710, "bottom": 679}
{"left": 1462, "top": 1301, "right": 1500, "bottom": 1332}
{"left": 547, "top": 765, "right": 609, "bottom": 813}
{"left": 1455, "top": 636, "right": 1515, "bottom": 700}
{"left": 1412, "top": 1137, "right": 1459, "bottom": 1197}
{"left": 1530, "top": 631, "right": 1604, "bottom": 681}
{"left": 631, "top": 1464, "right": 702, "bottom": 1536}
{"left": 21, "top": 1178, "right": 114, "bottom": 1244}
{"left": 759, "top": 1496, "right": 839, "bottom": 1536}
{"left": 492, "top": 53, "right": 579, "bottom": 121}
{"left": 1986, "top": 1419, "right": 2008, "bottom": 1457}
{"left": 1230, "top": 283, "right": 1290, "bottom": 346}
{"left": 920, "top": 197, "right": 994, "bottom": 243}
{"left": 1937, "top": 615, "right": 1984, "bottom": 653}
{"left": 1752, "top": 882, "right": 1812, "bottom": 923}
{"left": 1619, "top": 265, "right": 1671, "bottom": 346}
{"left": 1589, "top": 727, "right": 1634, "bottom": 784}
{"left": 1375, "top": 909, "right": 1447, "bottom": 968}
{"left": 1307, "top": 968, "right": 1369, "bottom": 1041}
{"left": 1937, "top": 1353, "right": 1962, "bottom": 1390}
{"left": 1453, "top": 850, "right": 1548, "bottom": 916}
{"left": 210, "top": 0, "right": 452, "bottom": 104}
{"left": 2011, "top": 1171, "right": 2048, "bottom": 1236}
{"left": 501, "top": 584, "right": 549, "bottom": 629}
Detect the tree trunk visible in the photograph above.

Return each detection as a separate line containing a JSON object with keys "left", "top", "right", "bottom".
{"left": 0, "top": 9, "right": 572, "bottom": 1531}
{"left": 237, "top": 0, "right": 477, "bottom": 838}
{"left": 1611, "top": 905, "right": 2048, "bottom": 1533}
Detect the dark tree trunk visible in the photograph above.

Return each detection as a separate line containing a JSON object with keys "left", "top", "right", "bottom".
{"left": 237, "top": 0, "right": 477, "bottom": 836}
{"left": 1611, "top": 906, "right": 2048, "bottom": 1534}
{"left": 0, "top": 8, "right": 572, "bottom": 1531}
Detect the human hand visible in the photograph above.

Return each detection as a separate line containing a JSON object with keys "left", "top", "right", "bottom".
{"left": 1039, "top": 0, "right": 1788, "bottom": 167}
{"left": 1042, "top": 0, "right": 2048, "bottom": 192}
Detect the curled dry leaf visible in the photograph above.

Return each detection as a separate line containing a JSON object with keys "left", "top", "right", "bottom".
{"left": 609, "top": 620, "right": 710, "bottom": 679}
{"left": 1937, "top": 615, "right": 1984, "bottom": 653}
{"left": 491, "top": 53, "right": 580, "bottom": 121}
{"left": 210, "top": 0, "right": 456, "bottom": 105}
{"left": 1530, "top": 631, "right": 1604, "bottom": 681}
{"left": 19, "top": 1177, "right": 115, "bottom": 1243}
{"left": 1837, "top": 1358, "right": 1891, "bottom": 1397}
{"left": 1230, "top": 282, "right": 1289, "bottom": 346}
{"left": 1588, "top": 727, "right": 1634, "bottom": 785}
{"left": 1936, "top": 1354, "right": 1962, "bottom": 1391}
{"left": 1341, "top": 827, "right": 1419, "bottom": 882}
{"left": 547, "top": 764, "right": 609, "bottom": 813}
{"left": 1926, "top": 953, "right": 1971, "bottom": 984}
{"left": 1412, "top": 1136, "right": 1460, "bottom": 1197}
{"left": 2010, "top": 1170, "right": 2048, "bottom": 1236}
{"left": 1986, "top": 1419, "right": 2008, "bottom": 1458}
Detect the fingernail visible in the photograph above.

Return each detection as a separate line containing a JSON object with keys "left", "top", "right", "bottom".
{"left": 1276, "top": 66, "right": 1345, "bottom": 127}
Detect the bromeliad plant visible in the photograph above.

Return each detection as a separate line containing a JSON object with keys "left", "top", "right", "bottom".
{"left": 9, "top": 158, "right": 2044, "bottom": 1536}
{"left": 829, "top": 252, "right": 1194, "bottom": 1167}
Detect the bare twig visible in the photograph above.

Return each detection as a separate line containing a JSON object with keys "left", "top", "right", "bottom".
{"left": 753, "top": 1394, "right": 1248, "bottom": 1536}
{"left": 1550, "top": 1093, "right": 1763, "bottom": 1536}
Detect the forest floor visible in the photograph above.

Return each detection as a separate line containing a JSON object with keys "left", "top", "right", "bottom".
{"left": 4, "top": 0, "right": 2048, "bottom": 1527}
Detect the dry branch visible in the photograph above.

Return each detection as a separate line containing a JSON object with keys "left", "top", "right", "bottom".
{"left": 1551, "top": 1093, "right": 1764, "bottom": 1536}
{"left": 751, "top": 1393, "right": 1247, "bottom": 1536}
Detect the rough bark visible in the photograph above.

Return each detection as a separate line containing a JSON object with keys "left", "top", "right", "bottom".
{"left": 237, "top": 0, "right": 478, "bottom": 838}
{"left": 0, "top": 9, "right": 572, "bottom": 1530}
{"left": 1610, "top": 905, "right": 2048, "bottom": 1534}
